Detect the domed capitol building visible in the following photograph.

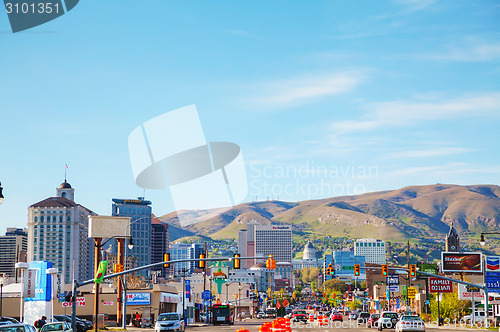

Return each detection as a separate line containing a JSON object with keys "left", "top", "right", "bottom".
{"left": 292, "top": 241, "right": 322, "bottom": 270}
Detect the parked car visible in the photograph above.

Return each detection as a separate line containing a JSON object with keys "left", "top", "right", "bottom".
{"left": 53, "top": 316, "right": 87, "bottom": 332}
{"left": 40, "top": 322, "right": 73, "bottom": 332}
{"left": 0, "top": 318, "right": 19, "bottom": 325}
{"left": 330, "top": 312, "right": 343, "bottom": 322}
{"left": 256, "top": 311, "right": 266, "bottom": 319}
{"left": 155, "top": 313, "right": 184, "bottom": 332}
{"left": 395, "top": 315, "right": 425, "bottom": 332}
{"left": 348, "top": 312, "right": 358, "bottom": 320}
{"left": 358, "top": 312, "right": 371, "bottom": 324}
{"left": 368, "top": 313, "right": 380, "bottom": 328}
{"left": 463, "top": 311, "right": 486, "bottom": 324}
{"left": 0, "top": 324, "right": 36, "bottom": 332}
{"left": 378, "top": 311, "right": 399, "bottom": 331}
{"left": 291, "top": 310, "right": 308, "bottom": 323}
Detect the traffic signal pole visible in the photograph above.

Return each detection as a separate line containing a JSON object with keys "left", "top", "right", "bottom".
{"left": 117, "top": 238, "right": 124, "bottom": 326}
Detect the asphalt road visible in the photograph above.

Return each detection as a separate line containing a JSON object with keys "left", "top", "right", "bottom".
{"left": 121, "top": 317, "right": 480, "bottom": 331}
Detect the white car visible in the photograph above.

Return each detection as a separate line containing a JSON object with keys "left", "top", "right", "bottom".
{"left": 395, "top": 315, "right": 425, "bottom": 332}
{"left": 256, "top": 311, "right": 266, "bottom": 319}
{"left": 348, "top": 313, "right": 358, "bottom": 320}
{"left": 155, "top": 313, "right": 185, "bottom": 332}
{"left": 377, "top": 311, "right": 399, "bottom": 330}
{"left": 463, "top": 311, "right": 486, "bottom": 324}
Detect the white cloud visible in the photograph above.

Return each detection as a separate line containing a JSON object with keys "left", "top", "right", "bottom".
{"left": 387, "top": 162, "right": 500, "bottom": 178}
{"left": 329, "top": 92, "right": 500, "bottom": 136}
{"left": 425, "top": 42, "right": 500, "bottom": 62}
{"left": 250, "top": 71, "right": 368, "bottom": 109}
{"left": 389, "top": 147, "right": 475, "bottom": 158}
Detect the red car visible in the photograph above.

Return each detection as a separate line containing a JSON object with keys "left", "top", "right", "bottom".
{"left": 291, "top": 310, "right": 308, "bottom": 323}
{"left": 367, "top": 313, "right": 380, "bottom": 328}
{"left": 330, "top": 312, "right": 343, "bottom": 322}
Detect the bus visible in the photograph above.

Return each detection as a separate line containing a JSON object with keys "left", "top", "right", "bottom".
{"left": 212, "top": 304, "right": 235, "bottom": 326}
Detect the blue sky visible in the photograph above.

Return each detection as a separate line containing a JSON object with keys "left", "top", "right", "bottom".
{"left": 1, "top": 0, "right": 499, "bottom": 232}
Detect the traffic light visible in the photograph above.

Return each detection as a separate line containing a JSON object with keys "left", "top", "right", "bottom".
{"left": 164, "top": 253, "right": 170, "bottom": 268}
{"left": 114, "top": 264, "right": 123, "bottom": 273}
{"left": 409, "top": 264, "right": 416, "bottom": 277}
{"left": 64, "top": 291, "right": 72, "bottom": 302}
{"left": 326, "top": 263, "right": 334, "bottom": 276}
{"left": 233, "top": 254, "right": 240, "bottom": 269}
{"left": 266, "top": 254, "right": 276, "bottom": 270}
{"left": 382, "top": 264, "right": 388, "bottom": 276}
{"left": 198, "top": 253, "right": 205, "bottom": 268}
{"left": 354, "top": 264, "right": 360, "bottom": 276}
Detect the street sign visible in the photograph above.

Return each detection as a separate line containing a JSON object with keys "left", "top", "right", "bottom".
{"left": 407, "top": 287, "right": 417, "bottom": 299}
{"left": 386, "top": 274, "right": 399, "bottom": 285}
{"left": 429, "top": 277, "right": 453, "bottom": 293}
{"left": 202, "top": 290, "right": 211, "bottom": 300}
{"left": 485, "top": 274, "right": 500, "bottom": 292}
{"left": 58, "top": 293, "right": 65, "bottom": 302}
{"left": 457, "top": 284, "right": 484, "bottom": 300}
{"left": 388, "top": 286, "right": 400, "bottom": 292}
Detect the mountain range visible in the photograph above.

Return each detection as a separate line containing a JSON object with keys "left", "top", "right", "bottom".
{"left": 158, "top": 184, "right": 500, "bottom": 242}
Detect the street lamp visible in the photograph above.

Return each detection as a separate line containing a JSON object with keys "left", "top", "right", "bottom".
{"left": 15, "top": 262, "right": 29, "bottom": 322}
{"left": 479, "top": 232, "right": 500, "bottom": 246}
{"left": 0, "top": 277, "right": 4, "bottom": 317}
{"left": 46, "top": 268, "right": 59, "bottom": 323}
{"left": 0, "top": 182, "right": 4, "bottom": 206}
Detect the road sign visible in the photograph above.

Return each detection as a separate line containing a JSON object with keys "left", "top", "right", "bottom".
{"left": 386, "top": 274, "right": 399, "bottom": 285}
{"left": 388, "top": 286, "right": 400, "bottom": 292}
{"left": 202, "top": 290, "right": 211, "bottom": 300}
{"left": 407, "top": 287, "right": 417, "bottom": 299}
{"left": 429, "top": 277, "right": 453, "bottom": 293}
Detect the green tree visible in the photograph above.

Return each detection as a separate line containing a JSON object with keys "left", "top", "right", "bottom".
{"left": 429, "top": 292, "right": 470, "bottom": 321}
{"left": 322, "top": 279, "right": 349, "bottom": 293}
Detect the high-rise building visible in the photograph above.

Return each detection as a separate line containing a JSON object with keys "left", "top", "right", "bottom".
{"left": 333, "top": 250, "right": 366, "bottom": 280}
{"left": 445, "top": 222, "right": 460, "bottom": 252}
{"left": 323, "top": 253, "right": 333, "bottom": 282}
{"left": 0, "top": 228, "right": 28, "bottom": 277}
{"left": 189, "top": 243, "right": 204, "bottom": 273}
{"left": 151, "top": 214, "right": 169, "bottom": 277}
{"left": 169, "top": 243, "right": 191, "bottom": 275}
{"left": 354, "top": 238, "right": 386, "bottom": 264}
{"left": 27, "top": 181, "right": 95, "bottom": 283}
{"left": 112, "top": 197, "right": 152, "bottom": 276}
{"left": 238, "top": 223, "right": 293, "bottom": 265}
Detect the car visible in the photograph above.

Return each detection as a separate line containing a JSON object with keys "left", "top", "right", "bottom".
{"left": 256, "top": 311, "right": 266, "bottom": 319}
{"left": 348, "top": 313, "right": 358, "bottom": 320}
{"left": 368, "top": 313, "right": 380, "bottom": 328}
{"left": 330, "top": 312, "right": 343, "bottom": 322}
{"left": 0, "top": 324, "right": 37, "bottom": 332}
{"left": 358, "top": 312, "right": 371, "bottom": 324}
{"left": 395, "top": 315, "right": 425, "bottom": 332}
{"left": 53, "top": 316, "right": 87, "bottom": 332}
{"left": 0, "top": 318, "right": 19, "bottom": 325}
{"left": 40, "top": 322, "right": 73, "bottom": 332}
{"left": 378, "top": 311, "right": 399, "bottom": 331}
{"left": 155, "top": 313, "right": 185, "bottom": 332}
{"left": 291, "top": 310, "right": 308, "bottom": 323}
{"left": 463, "top": 311, "right": 486, "bottom": 324}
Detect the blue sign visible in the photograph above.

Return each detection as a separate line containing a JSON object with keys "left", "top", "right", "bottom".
{"left": 185, "top": 280, "right": 191, "bottom": 298}
{"left": 486, "top": 256, "right": 500, "bottom": 271}
{"left": 58, "top": 293, "right": 65, "bottom": 302}
{"left": 485, "top": 275, "right": 500, "bottom": 292}
{"left": 386, "top": 274, "right": 399, "bottom": 285}
{"left": 25, "top": 261, "right": 53, "bottom": 302}
{"left": 126, "top": 292, "right": 151, "bottom": 305}
{"left": 388, "top": 286, "right": 400, "bottom": 292}
{"left": 202, "top": 290, "right": 211, "bottom": 300}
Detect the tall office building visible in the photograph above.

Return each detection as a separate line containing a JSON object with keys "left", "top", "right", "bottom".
{"left": 151, "top": 214, "right": 169, "bottom": 277}
{"left": 169, "top": 243, "right": 191, "bottom": 275}
{"left": 189, "top": 243, "right": 204, "bottom": 273}
{"left": 0, "top": 228, "right": 28, "bottom": 277}
{"left": 354, "top": 238, "right": 386, "bottom": 264}
{"left": 333, "top": 250, "right": 366, "bottom": 280}
{"left": 112, "top": 197, "right": 152, "bottom": 276}
{"left": 238, "top": 223, "right": 293, "bottom": 265}
{"left": 27, "top": 181, "right": 95, "bottom": 283}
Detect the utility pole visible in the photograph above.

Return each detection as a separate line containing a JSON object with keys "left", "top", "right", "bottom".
{"left": 406, "top": 241, "right": 410, "bottom": 310}
{"left": 203, "top": 242, "right": 207, "bottom": 322}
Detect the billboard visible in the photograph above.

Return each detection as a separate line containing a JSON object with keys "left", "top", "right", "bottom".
{"left": 419, "top": 263, "right": 438, "bottom": 275}
{"left": 441, "top": 252, "right": 482, "bottom": 273}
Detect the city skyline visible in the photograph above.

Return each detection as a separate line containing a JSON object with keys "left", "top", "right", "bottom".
{"left": 1, "top": 1, "right": 500, "bottom": 233}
